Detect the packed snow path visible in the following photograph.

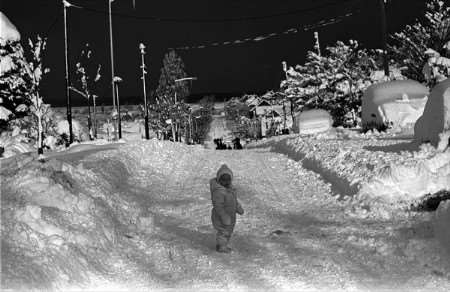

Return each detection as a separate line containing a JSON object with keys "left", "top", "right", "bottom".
{"left": 58, "top": 143, "right": 449, "bottom": 290}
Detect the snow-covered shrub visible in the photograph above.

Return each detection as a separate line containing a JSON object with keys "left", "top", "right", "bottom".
{"left": 423, "top": 47, "right": 450, "bottom": 86}
{"left": 56, "top": 119, "right": 88, "bottom": 142}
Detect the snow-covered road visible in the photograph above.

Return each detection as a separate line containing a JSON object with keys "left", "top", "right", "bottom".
{"left": 2, "top": 140, "right": 449, "bottom": 291}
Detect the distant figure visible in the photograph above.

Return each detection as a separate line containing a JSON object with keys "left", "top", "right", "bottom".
{"left": 210, "top": 164, "right": 244, "bottom": 253}
{"left": 227, "top": 144, "right": 232, "bottom": 150}
{"left": 233, "top": 138, "right": 243, "bottom": 150}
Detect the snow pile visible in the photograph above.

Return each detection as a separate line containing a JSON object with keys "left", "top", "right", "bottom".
{"left": 1, "top": 153, "right": 142, "bottom": 290}
{"left": 414, "top": 77, "right": 450, "bottom": 147}
{"left": 1, "top": 139, "right": 206, "bottom": 290}
{"left": 362, "top": 80, "right": 428, "bottom": 131}
{"left": 293, "top": 109, "right": 333, "bottom": 135}
{"left": 434, "top": 200, "right": 450, "bottom": 255}
{"left": 0, "top": 11, "right": 20, "bottom": 45}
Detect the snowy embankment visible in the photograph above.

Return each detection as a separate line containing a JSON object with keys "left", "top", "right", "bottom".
{"left": 249, "top": 129, "right": 450, "bottom": 213}
{"left": 0, "top": 140, "right": 202, "bottom": 290}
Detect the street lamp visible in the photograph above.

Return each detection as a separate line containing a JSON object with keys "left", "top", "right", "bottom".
{"left": 139, "top": 43, "right": 150, "bottom": 139}
{"left": 113, "top": 76, "right": 123, "bottom": 139}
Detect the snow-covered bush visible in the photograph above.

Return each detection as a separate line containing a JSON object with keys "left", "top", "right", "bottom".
{"left": 57, "top": 119, "right": 88, "bottom": 143}
{"left": 423, "top": 47, "right": 450, "bottom": 86}
{"left": 389, "top": 0, "right": 450, "bottom": 84}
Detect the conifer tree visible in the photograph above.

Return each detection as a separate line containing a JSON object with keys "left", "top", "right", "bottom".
{"left": 155, "top": 50, "right": 190, "bottom": 141}
{"left": 389, "top": 0, "right": 450, "bottom": 84}
{"left": 0, "top": 37, "right": 32, "bottom": 128}
{"left": 156, "top": 50, "right": 189, "bottom": 105}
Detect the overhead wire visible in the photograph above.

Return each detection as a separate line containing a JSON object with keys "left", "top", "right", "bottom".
{"left": 68, "top": 0, "right": 358, "bottom": 23}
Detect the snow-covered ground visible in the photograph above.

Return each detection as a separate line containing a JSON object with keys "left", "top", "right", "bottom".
{"left": 2, "top": 136, "right": 450, "bottom": 291}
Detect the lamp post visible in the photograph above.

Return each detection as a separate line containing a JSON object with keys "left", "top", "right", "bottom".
{"left": 139, "top": 43, "right": 150, "bottom": 139}
{"left": 113, "top": 76, "right": 123, "bottom": 139}
{"left": 63, "top": 0, "right": 73, "bottom": 144}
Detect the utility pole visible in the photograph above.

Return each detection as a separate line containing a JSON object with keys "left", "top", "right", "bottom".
{"left": 139, "top": 43, "right": 150, "bottom": 139}
{"left": 108, "top": 0, "right": 117, "bottom": 139}
{"left": 93, "top": 94, "right": 98, "bottom": 138}
{"left": 314, "top": 31, "right": 321, "bottom": 57}
{"left": 63, "top": 0, "right": 73, "bottom": 144}
{"left": 379, "top": 0, "right": 390, "bottom": 76}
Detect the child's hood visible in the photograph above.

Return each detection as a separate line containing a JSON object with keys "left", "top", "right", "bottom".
{"left": 216, "top": 164, "right": 233, "bottom": 181}
{"left": 210, "top": 164, "right": 233, "bottom": 192}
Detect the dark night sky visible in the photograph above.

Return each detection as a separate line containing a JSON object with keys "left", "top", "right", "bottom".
{"left": 2, "top": 0, "right": 429, "bottom": 106}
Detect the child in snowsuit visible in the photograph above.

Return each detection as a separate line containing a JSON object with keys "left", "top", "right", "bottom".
{"left": 210, "top": 164, "right": 244, "bottom": 253}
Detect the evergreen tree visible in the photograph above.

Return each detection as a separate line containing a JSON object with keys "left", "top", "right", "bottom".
{"left": 0, "top": 38, "right": 32, "bottom": 128}
{"left": 156, "top": 50, "right": 189, "bottom": 105}
{"left": 281, "top": 40, "right": 382, "bottom": 126}
{"left": 155, "top": 50, "right": 190, "bottom": 141}
{"left": 389, "top": 0, "right": 450, "bottom": 84}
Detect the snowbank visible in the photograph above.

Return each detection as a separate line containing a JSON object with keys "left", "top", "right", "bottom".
{"left": 434, "top": 200, "right": 450, "bottom": 255}
{"left": 0, "top": 11, "right": 20, "bottom": 45}
{"left": 414, "top": 78, "right": 450, "bottom": 147}
{"left": 249, "top": 130, "right": 450, "bottom": 215}
{"left": 1, "top": 152, "right": 141, "bottom": 289}
{"left": 1, "top": 140, "right": 206, "bottom": 290}
{"left": 293, "top": 109, "right": 333, "bottom": 135}
{"left": 357, "top": 142, "right": 450, "bottom": 207}
{"left": 362, "top": 80, "right": 428, "bottom": 131}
